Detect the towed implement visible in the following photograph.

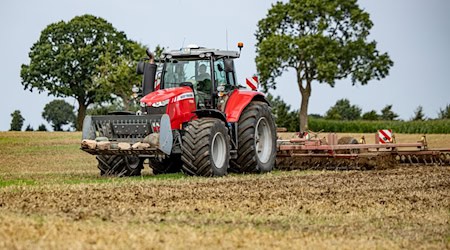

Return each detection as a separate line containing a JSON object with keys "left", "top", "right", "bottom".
{"left": 276, "top": 131, "right": 450, "bottom": 171}
{"left": 81, "top": 44, "right": 277, "bottom": 177}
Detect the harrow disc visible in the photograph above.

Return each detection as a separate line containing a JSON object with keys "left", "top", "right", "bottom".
{"left": 276, "top": 154, "right": 397, "bottom": 171}
{"left": 396, "top": 153, "right": 450, "bottom": 166}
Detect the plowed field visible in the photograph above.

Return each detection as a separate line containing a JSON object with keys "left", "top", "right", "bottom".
{"left": 0, "top": 132, "right": 449, "bottom": 249}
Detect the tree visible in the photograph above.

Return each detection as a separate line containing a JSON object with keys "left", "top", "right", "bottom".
{"left": 438, "top": 104, "right": 450, "bottom": 119}
{"left": 411, "top": 106, "right": 426, "bottom": 121}
{"left": 21, "top": 14, "right": 134, "bottom": 130}
{"left": 42, "top": 100, "right": 76, "bottom": 131}
{"left": 94, "top": 41, "right": 147, "bottom": 111}
{"left": 37, "top": 124, "right": 48, "bottom": 131}
{"left": 325, "top": 99, "right": 361, "bottom": 120}
{"left": 87, "top": 99, "right": 124, "bottom": 116}
{"left": 10, "top": 110, "right": 25, "bottom": 131}
{"left": 380, "top": 105, "right": 399, "bottom": 121}
{"left": 266, "top": 93, "right": 299, "bottom": 131}
{"left": 25, "top": 124, "right": 34, "bottom": 131}
{"left": 255, "top": 0, "right": 393, "bottom": 132}
{"left": 362, "top": 110, "right": 379, "bottom": 120}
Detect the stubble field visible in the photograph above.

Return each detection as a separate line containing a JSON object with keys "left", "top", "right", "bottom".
{"left": 0, "top": 132, "right": 449, "bottom": 249}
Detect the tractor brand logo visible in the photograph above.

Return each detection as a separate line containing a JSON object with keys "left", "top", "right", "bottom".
{"left": 173, "top": 92, "right": 194, "bottom": 102}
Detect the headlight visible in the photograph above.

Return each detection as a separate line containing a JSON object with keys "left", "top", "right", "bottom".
{"left": 151, "top": 99, "right": 169, "bottom": 107}
{"left": 140, "top": 102, "right": 147, "bottom": 107}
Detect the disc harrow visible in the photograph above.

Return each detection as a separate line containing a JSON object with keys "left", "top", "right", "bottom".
{"left": 276, "top": 132, "right": 450, "bottom": 171}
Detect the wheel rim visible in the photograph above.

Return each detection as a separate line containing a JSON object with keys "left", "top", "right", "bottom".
{"left": 211, "top": 132, "right": 226, "bottom": 168}
{"left": 126, "top": 157, "right": 140, "bottom": 170}
{"left": 255, "top": 117, "right": 272, "bottom": 163}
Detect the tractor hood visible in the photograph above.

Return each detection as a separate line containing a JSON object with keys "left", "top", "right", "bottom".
{"left": 140, "top": 86, "right": 193, "bottom": 107}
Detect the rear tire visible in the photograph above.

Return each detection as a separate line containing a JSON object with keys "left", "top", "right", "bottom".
{"left": 231, "top": 101, "right": 277, "bottom": 173}
{"left": 181, "top": 118, "right": 230, "bottom": 177}
{"left": 97, "top": 155, "right": 143, "bottom": 177}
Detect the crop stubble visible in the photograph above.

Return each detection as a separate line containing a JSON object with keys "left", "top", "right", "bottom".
{"left": 0, "top": 132, "right": 449, "bottom": 249}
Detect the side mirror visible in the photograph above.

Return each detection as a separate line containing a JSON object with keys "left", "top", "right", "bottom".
{"left": 136, "top": 61, "right": 145, "bottom": 75}
{"left": 224, "top": 58, "right": 234, "bottom": 73}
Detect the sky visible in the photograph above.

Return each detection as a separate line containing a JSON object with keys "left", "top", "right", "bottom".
{"left": 0, "top": 0, "right": 449, "bottom": 131}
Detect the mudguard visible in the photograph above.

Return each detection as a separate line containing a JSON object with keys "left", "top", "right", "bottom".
{"left": 224, "top": 89, "right": 268, "bottom": 123}
{"left": 159, "top": 114, "right": 173, "bottom": 155}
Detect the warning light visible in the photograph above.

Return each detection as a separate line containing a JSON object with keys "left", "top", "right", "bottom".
{"left": 237, "top": 42, "right": 244, "bottom": 49}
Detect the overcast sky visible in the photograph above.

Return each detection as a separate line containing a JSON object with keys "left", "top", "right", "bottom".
{"left": 0, "top": 0, "right": 449, "bottom": 131}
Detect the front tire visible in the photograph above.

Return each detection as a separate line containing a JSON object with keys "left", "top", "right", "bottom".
{"left": 231, "top": 101, "right": 277, "bottom": 173}
{"left": 97, "top": 155, "right": 143, "bottom": 177}
{"left": 181, "top": 118, "right": 230, "bottom": 177}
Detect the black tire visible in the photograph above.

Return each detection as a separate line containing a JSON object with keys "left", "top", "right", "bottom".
{"left": 96, "top": 155, "right": 143, "bottom": 177}
{"left": 181, "top": 118, "right": 230, "bottom": 177}
{"left": 231, "top": 101, "right": 277, "bottom": 173}
{"left": 149, "top": 154, "right": 181, "bottom": 175}
{"left": 337, "top": 136, "right": 360, "bottom": 154}
{"left": 337, "top": 137, "right": 358, "bottom": 145}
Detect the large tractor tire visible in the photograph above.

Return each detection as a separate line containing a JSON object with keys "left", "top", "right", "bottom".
{"left": 96, "top": 155, "right": 143, "bottom": 177}
{"left": 231, "top": 101, "right": 277, "bottom": 173}
{"left": 181, "top": 118, "right": 230, "bottom": 177}
{"left": 149, "top": 154, "right": 181, "bottom": 175}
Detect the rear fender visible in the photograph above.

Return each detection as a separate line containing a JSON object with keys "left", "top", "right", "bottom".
{"left": 224, "top": 90, "right": 268, "bottom": 122}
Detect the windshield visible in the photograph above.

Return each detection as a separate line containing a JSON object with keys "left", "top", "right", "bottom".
{"left": 162, "top": 59, "right": 210, "bottom": 89}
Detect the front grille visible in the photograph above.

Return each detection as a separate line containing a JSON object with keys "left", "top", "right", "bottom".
{"left": 88, "top": 114, "right": 163, "bottom": 143}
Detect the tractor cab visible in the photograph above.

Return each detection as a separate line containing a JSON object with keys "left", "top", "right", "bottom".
{"left": 159, "top": 45, "right": 239, "bottom": 109}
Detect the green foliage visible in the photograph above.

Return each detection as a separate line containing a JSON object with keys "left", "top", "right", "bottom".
{"left": 9, "top": 110, "right": 25, "bottom": 131}
{"left": 37, "top": 124, "right": 48, "bottom": 131}
{"left": 438, "top": 104, "right": 450, "bottom": 119}
{"left": 255, "top": 0, "right": 393, "bottom": 131}
{"left": 380, "top": 105, "right": 399, "bottom": 120}
{"left": 154, "top": 44, "right": 165, "bottom": 59}
{"left": 21, "top": 14, "right": 134, "bottom": 130}
{"left": 87, "top": 99, "right": 125, "bottom": 116}
{"left": 42, "top": 100, "right": 76, "bottom": 131}
{"left": 25, "top": 125, "right": 34, "bottom": 131}
{"left": 308, "top": 117, "right": 450, "bottom": 134}
{"left": 267, "top": 93, "right": 299, "bottom": 131}
{"left": 325, "top": 99, "right": 361, "bottom": 120}
{"left": 362, "top": 110, "right": 379, "bottom": 120}
{"left": 411, "top": 106, "right": 426, "bottom": 121}
{"left": 94, "top": 41, "right": 147, "bottom": 111}
{"left": 266, "top": 93, "right": 298, "bottom": 131}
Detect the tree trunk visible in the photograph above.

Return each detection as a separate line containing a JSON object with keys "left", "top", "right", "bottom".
{"left": 297, "top": 77, "right": 311, "bottom": 133}
{"left": 76, "top": 102, "right": 87, "bottom": 131}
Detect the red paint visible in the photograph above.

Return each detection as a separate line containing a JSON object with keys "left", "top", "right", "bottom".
{"left": 140, "top": 86, "right": 193, "bottom": 106}
{"left": 141, "top": 87, "right": 196, "bottom": 129}
{"left": 224, "top": 89, "right": 266, "bottom": 122}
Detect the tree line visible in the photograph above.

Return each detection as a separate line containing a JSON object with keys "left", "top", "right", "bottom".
{"left": 268, "top": 94, "right": 450, "bottom": 133}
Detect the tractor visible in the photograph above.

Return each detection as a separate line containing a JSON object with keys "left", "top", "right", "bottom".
{"left": 81, "top": 43, "right": 277, "bottom": 177}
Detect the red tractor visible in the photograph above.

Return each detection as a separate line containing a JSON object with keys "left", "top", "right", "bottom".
{"left": 81, "top": 44, "right": 277, "bottom": 177}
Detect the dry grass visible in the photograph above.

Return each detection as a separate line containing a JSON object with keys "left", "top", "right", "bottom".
{"left": 0, "top": 132, "right": 449, "bottom": 249}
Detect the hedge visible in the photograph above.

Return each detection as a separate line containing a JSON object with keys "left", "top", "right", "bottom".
{"left": 307, "top": 118, "right": 450, "bottom": 134}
